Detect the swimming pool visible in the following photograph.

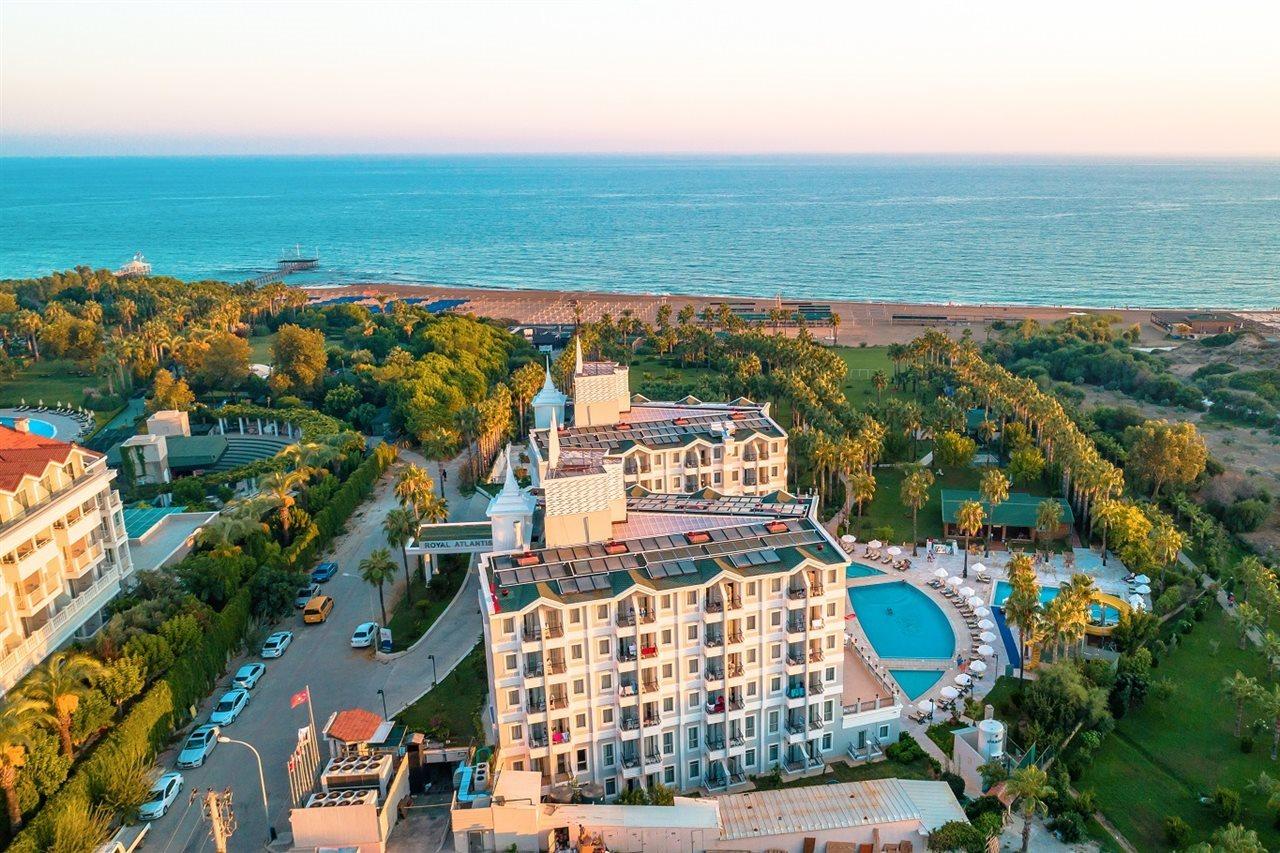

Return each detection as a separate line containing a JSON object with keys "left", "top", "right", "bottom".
{"left": 0, "top": 416, "right": 57, "bottom": 438}
{"left": 993, "top": 581, "right": 1121, "bottom": 626}
{"left": 846, "top": 563, "right": 884, "bottom": 579}
{"left": 847, "top": 581, "right": 955, "bottom": 660}
{"left": 889, "top": 669, "right": 946, "bottom": 700}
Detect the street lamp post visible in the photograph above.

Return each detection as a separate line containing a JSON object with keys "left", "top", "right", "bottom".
{"left": 377, "top": 688, "right": 388, "bottom": 718}
{"left": 217, "top": 736, "right": 275, "bottom": 843}
{"left": 428, "top": 653, "right": 438, "bottom": 687}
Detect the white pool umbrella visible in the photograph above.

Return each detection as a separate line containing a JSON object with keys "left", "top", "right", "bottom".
{"left": 979, "top": 631, "right": 997, "bottom": 643}
{"left": 974, "top": 606, "right": 991, "bottom": 618}
{"left": 868, "top": 540, "right": 882, "bottom": 550}
{"left": 887, "top": 546, "right": 902, "bottom": 557}
{"left": 966, "top": 596, "right": 984, "bottom": 608}
{"left": 934, "top": 568, "right": 949, "bottom": 579}
{"left": 917, "top": 699, "right": 934, "bottom": 714}
{"left": 954, "top": 673, "right": 972, "bottom": 686}
{"left": 971, "top": 563, "right": 987, "bottom": 575}
{"left": 940, "top": 686, "right": 960, "bottom": 699}
{"left": 947, "top": 576, "right": 963, "bottom": 588}
{"left": 1134, "top": 574, "right": 1150, "bottom": 585}
{"left": 1135, "top": 584, "right": 1151, "bottom": 595}
{"left": 959, "top": 586, "right": 976, "bottom": 598}
{"left": 1128, "top": 595, "right": 1146, "bottom": 610}
{"left": 978, "top": 619, "right": 995, "bottom": 630}
{"left": 841, "top": 534, "right": 856, "bottom": 546}
{"left": 977, "top": 644, "right": 995, "bottom": 656}
{"left": 970, "top": 660, "right": 988, "bottom": 674}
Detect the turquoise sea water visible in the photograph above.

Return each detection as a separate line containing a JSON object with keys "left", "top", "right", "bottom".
{"left": 2, "top": 156, "right": 1277, "bottom": 308}
{"left": 847, "top": 580, "right": 955, "bottom": 660}
{"left": 888, "top": 669, "right": 946, "bottom": 700}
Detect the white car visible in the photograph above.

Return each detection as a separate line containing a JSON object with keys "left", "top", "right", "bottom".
{"left": 232, "top": 662, "right": 266, "bottom": 690}
{"left": 176, "top": 725, "right": 220, "bottom": 769}
{"left": 261, "top": 631, "right": 294, "bottom": 658}
{"left": 208, "top": 688, "right": 250, "bottom": 726}
{"left": 138, "top": 772, "right": 184, "bottom": 820}
{"left": 351, "top": 622, "right": 379, "bottom": 648}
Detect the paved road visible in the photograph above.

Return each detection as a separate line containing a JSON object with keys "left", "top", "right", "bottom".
{"left": 145, "top": 449, "right": 484, "bottom": 852}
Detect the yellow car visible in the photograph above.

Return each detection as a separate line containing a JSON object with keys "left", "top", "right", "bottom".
{"left": 303, "top": 595, "right": 334, "bottom": 624}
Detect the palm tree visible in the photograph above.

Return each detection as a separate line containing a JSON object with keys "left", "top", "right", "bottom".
{"left": 18, "top": 652, "right": 105, "bottom": 756}
{"left": 1034, "top": 499, "right": 1063, "bottom": 558}
{"left": 848, "top": 471, "right": 876, "bottom": 520}
{"left": 258, "top": 468, "right": 311, "bottom": 544}
{"left": 1255, "top": 683, "right": 1280, "bottom": 761}
{"left": 871, "top": 370, "right": 887, "bottom": 403}
{"left": 899, "top": 467, "right": 934, "bottom": 554}
{"left": 359, "top": 548, "right": 397, "bottom": 626}
{"left": 979, "top": 468, "right": 1010, "bottom": 549}
{"left": 0, "top": 701, "right": 37, "bottom": 829}
{"left": 383, "top": 507, "right": 418, "bottom": 606}
{"left": 395, "top": 464, "right": 435, "bottom": 516}
{"left": 1222, "top": 671, "right": 1261, "bottom": 738}
{"left": 1236, "top": 602, "right": 1264, "bottom": 650}
{"left": 955, "top": 499, "right": 985, "bottom": 578}
{"left": 1261, "top": 631, "right": 1280, "bottom": 681}
{"left": 1203, "top": 823, "right": 1266, "bottom": 852}
{"left": 1006, "top": 764, "right": 1053, "bottom": 853}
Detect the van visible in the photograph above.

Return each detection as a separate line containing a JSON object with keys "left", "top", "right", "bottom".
{"left": 303, "top": 595, "right": 334, "bottom": 624}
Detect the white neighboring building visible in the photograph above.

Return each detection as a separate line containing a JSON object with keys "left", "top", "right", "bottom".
{"left": 0, "top": 423, "right": 133, "bottom": 694}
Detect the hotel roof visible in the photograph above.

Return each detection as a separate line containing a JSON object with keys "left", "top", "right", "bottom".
{"left": 533, "top": 400, "right": 783, "bottom": 457}
{"left": 939, "top": 489, "right": 1075, "bottom": 528}
{"left": 0, "top": 425, "right": 90, "bottom": 492}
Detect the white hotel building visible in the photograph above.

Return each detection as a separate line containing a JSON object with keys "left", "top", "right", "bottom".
{"left": 474, "top": 348, "right": 900, "bottom": 799}
{"left": 0, "top": 422, "right": 133, "bottom": 694}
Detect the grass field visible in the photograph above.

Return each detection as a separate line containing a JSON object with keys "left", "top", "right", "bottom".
{"left": 397, "top": 641, "right": 486, "bottom": 745}
{"left": 1082, "top": 607, "right": 1279, "bottom": 850}
{"left": 832, "top": 346, "right": 912, "bottom": 407}
{"left": 247, "top": 333, "right": 275, "bottom": 363}
{"left": 0, "top": 358, "right": 99, "bottom": 409}
{"left": 386, "top": 565, "right": 464, "bottom": 651}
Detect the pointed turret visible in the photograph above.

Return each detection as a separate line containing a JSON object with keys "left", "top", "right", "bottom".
{"left": 487, "top": 448, "right": 535, "bottom": 551}
{"left": 547, "top": 410, "right": 561, "bottom": 470}
{"left": 531, "top": 357, "right": 567, "bottom": 429}
{"left": 574, "top": 337, "right": 584, "bottom": 376}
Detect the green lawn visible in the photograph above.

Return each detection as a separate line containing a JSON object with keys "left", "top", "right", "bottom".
{"left": 247, "top": 333, "right": 276, "bottom": 363}
{"left": 396, "top": 641, "right": 486, "bottom": 745}
{"left": 832, "top": 346, "right": 912, "bottom": 407}
{"left": 1082, "top": 607, "right": 1279, "bottom": 850}
{"left": 386, "top": 565, "right": 464, "bottom": 651}
{"left": 0, "top": 358, "right": 99, "bottom": 409}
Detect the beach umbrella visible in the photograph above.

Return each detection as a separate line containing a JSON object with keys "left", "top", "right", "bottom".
{"left": 917, "top": 699, "right": 934, "bottom": 714}
{"left": 974, "top": 606, "right": 991, "bottom": 618}
{"left": 954, "top": 673, "right": 972, "bottom": 687}
{"left": 972, "top": 563, "right": 987, "bottom": 575}
{"left": 840, "top": 534, "right": 856, "bottom": 547}
{"left": 18, "top": 398, "right": 24, "bottom": 406}
{"left": 868, "top": 540, "right": 882, "bottom": 550}
{"left": 966, "top": 596, "right": 984, "bottom": 608}
{"left": 940, "top": 686, "right": 960, "bottom": 699}
{"left": 1135, "top": 584, "right": 1151, "bottom": 595}
{"left": 887, "top": 546, "right": 902, "bottom": 557}
{"left": 978, "top": 619, "right": 995, "bottom": 630}
{"left": 977, "top": 644, "right": 995, "bottom": 657}
{"left": 970, "top": 660, "right": 988, "bottom": 674}
{"left": 1134, "top": 574, "right": 1150, "bottom": 585}
{"left": 933, "top": 568, "right": 949, "bottom": 579}
{"left": 1128, "top": 594, "right": 1146, "bottom": 610}
{"left": 979, "top": 631, "right": 997, "bottom": 643}
{"left": 947, "top": 576, "right": 963, "bottom": 588}
{"left": 959, "top": 586, "right": 975, "bottom": 597}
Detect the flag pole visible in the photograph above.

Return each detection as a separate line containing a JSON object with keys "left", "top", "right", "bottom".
{"left": 306, "top": 683, "right": 317, "bottom": 742}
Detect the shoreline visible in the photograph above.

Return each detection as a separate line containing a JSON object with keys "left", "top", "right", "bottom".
{"left": 300, "top": 282, "right": 1278, "bottom": 346}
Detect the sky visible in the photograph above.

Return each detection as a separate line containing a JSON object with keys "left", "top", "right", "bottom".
{"left": 2, "top": 0, "right": 1278, "bottom": 157}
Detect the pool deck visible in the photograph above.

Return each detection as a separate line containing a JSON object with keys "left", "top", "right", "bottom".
{"left": 0, "top": 406, "right": 91, "bottom": 442}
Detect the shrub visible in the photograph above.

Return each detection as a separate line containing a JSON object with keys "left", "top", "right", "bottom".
{"left": 1049, "top": 811, "right": 1086, "bottom": 842}
{"left": 885, "top": 733, "right": 926, "bottom": 764}
{"left": 1213, "top": 786, "right": 1244, "bottom": 823}
{"left": 1241, "top": 735, "right": 1255, "bottom": 754}
{"left": 1224, "top": 498, "right": 1269, "bottom": 533}
{"left": 928, "top": 820, "right": 986, "bottom": 852}
{"left": 1164, "top": 815, "right": 1192, "bottom": 847}
{"left": 941, "top": 771, "right": 965, "bottom": 799}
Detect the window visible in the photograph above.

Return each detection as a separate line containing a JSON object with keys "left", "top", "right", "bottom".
{"left": 827, "top": 634, "right": 836, "bottom": 649}
{"left": 505, "top": 654, "right": 517, "bottom": 672}
{"left": 770, "top": 610, "right": 781, "bottom": 627}
{"left": 605, "top": 778, "right": 617, "bottom": 796}
{"left": 687, "top": 591, "right": 697, "bottom": 606}
{"left": 770, "top": 677, "right": 781, "bottom": 694}
{"left": 511, "top": 724, "right": 523, "bottom": 741}
{"left": 768, "top": 710, "right": 779, "bottom": 734}
{"left": 663, "top": 663, "right": 674, "bottom": 679}
{"left": 826, "top": 667, "right": 835, "bottom": 682}
{"left": 747, "top": 615, "right": 756, "bottom": 631}
{"left": 688, "top": 760, "right": 700, "bottom": 779}
{"left": 603, "top": 743, "right": 615, "bottom": 767}
{"left": 602, "top": 708, "right": 614, "bottom": 725}
{"left": 601, "top": 673, "right": 613, "bottom": 691}
{"left": 747, "top": 582, "right": 756, "bottom": 596}
{"left": 513, "top": 760, "right": 524, "bottom": 771}
{"left": 770, "top": 643, "right": 781, "bottom": 661}
{"left": 508, "top": 690, "right": 520, "bottom": 707}
{"left": 713, "top": 472, "right": 722, "bottom": 485}
{"left": 879, "top": 724, "right": 890, "bottom": 739}
{"left": 828, "top": 569, "right": 837, "bottom": 584}
{"left": 771, "top": 578, "right": 781, "bottom": 593}
{"left": 664, "top": 766, "right": 676, "bottom": 784}
{"left": 747, "top": 648, "right": 757, "bottom": 664}
{"left": 745, "top": 748, "right": 756, "bottom": 767}
{"left": 576, "top": 748, "right": 588, "bottom": 771}
{"left": 571, "top": 608, "right": 582, "bottom": 624}
{"left": 663, "top": 732, "right": 674, "bottom": 754}
{"left": 747, "top": 682, "right": 757, "bottom": 697}
{"left": 502, "top": 618, "right": 514, "bottom": 635}
{"left": 824, "top": 701, "right": 833, "bottom": 722}
{"left": 576, "top": 713, "right": 587, "bottom": 728}
{"left": 822, "top": 733, "right": 833, "bottom": 750}
{"left": 768, "top": 744, "right": 779, "bottom": 762}
{"left": 663, "top": 697, "right": 674, "bottom": 714}
{"left": 597, "top": 605, "right": 609, "bottom": 620}
{"left": 732, "top": 470, "right": 739, "bottom": 482}
{"left": 573, "top": 678, "right": 585, "bottom": 696}
{"left": 661, "top": 594, "right": 672, "bottom": 610}
{"left": 688, "top": 691, "right": 699, "bottom": 710}
{"left": 572, "top": 643, "right": 583, "bottom": 660}
{"left": 599, "top": 639, "right": 610, "bottom": 655}
{"left": 688, "top": 658, "right": 699, "bottom": 675}
{"left": 745, "top": 716, "right": 755, "bottom": 737}
{"left": 826, "top": 602, "right": 836, "bottom": 617}
{"left": 688, "top": 727, "right": 699, "bottom": 749}
{"left": 662, "top": 629, "right": 672, "bottom": 645}
{"left": 687, "top": 624, "right": 699, "bottom": 641}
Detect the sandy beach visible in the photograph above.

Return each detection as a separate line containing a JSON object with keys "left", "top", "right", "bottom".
{"left": 302, "top": 283, "right": 1277, "bottom": 346}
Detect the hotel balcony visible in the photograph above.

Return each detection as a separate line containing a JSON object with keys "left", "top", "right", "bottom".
{"left": 617, "top": 609, "right": 636, "bottom": 627}
{"left": 726, "top": 628, "right": 744, "bottom": 646}
{"left": 546, "top": 658, "right": 567, "bottom": 675}
{"left": 727, "top": 694, "right": 744, "bottom": 712}
{"left": 620, "top": 753, "right": 642, "bottom": 779}
{"left": 526, "top": 697, "right": 546, "bottom": 713}
{"left": 704, "top": 738, "right": 727, "bottom": 762}
{"left": 808, "top": 648, "right": 824, "bottom": 663}
{"left": 725, "top": 595, "right": 742, "bottom": 611}
{"left": 704, "top": 629, "right": 724, "bottom": 647}
{"left": 619, "top": 716, "right": 640, "bottom": 738}
{"left": 64, "top": 541, "right": 104, "bottom": 578}
{"left": 785, "top": 618, "right": 805, "bottom": 636}
{"left": 786, "top": 585, "right": 807, "bottom": 600}
{"left": 726, "top": 661, "right": 744, "bottom": 679}
{"left": 704, "top": 666, "right": 723, "bottom": 685}
{"left": 642, "top": 751, "right": 663, "bottom": 775}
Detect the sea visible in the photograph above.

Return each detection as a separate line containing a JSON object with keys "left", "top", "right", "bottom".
{"left": 1, "top": 156, "right": 1277, "bottom": 309}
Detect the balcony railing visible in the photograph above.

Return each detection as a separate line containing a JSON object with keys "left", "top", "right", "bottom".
{"left": 0, "top": 460, "right": 109, "bottom": 538}
{"left": 727, "top": 630, "right": 743, "bottom": 644}
{"left": 726, "top": 596, "right": 743, "bottom": 610}
{"left": 527, "top": 699, "right": 546, "bottom": 712}
{"left": 619, "top": 717, "right": 640, "bottom": 731}
{"left": 787, "top": 587, "right": 807, "bottom": 600}
{"left": 547, "top": 660, "right": 567, "bottom": 675}
{"left": 728, "top": 696, "right": 744, "bottom": 711}
{"left": 808, "top": 649, "right": 824, "bottom": 663}
{"left": 525, "top": 664, "right": 544, "bottom": 678}
{"left": 549, "top": 695, "right": 568, "bottom": 710}
{"left": 705, "top": 633, "right": 723, "bottom": 647}
{"left": 617, "top": 611, "right": 636, "bottom": 627}
{"left": 641, "top": 679, "right": 659, "bottom": 693}
{"left": 705, "top": 599, "right": 723, "bottom": 614}
{"left": 545, "top": 623, "right": 564, "bottom": 638}
{"left": 786, "top": 620, "right": 805, "bottom": 634}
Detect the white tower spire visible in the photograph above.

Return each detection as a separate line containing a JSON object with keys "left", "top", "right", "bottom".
{"left": 547, "top": 409, "right": 561, "bottom": 470}
{"left": 574, "top": 336, "right": 584, "bottom": 376}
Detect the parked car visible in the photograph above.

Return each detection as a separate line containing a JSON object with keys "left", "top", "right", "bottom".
{"left": 176, "top": 725, "right": 220, "bottom": 769}
{"left": 311, "top": 562, "right": 339, "bottom": 583}
{"left": 261, "top": 631, "right": 294, "bottom": 658}
{"left": 208, "top": 689, "right": 250, "bottom": 726}
{"left": 351, "top": 621, "right": 379, "bottom": 648}
{"left": 232, "top": 662, "right": 266, "bottom": 690}
{"left": 303, "top": 595, "right": 334, "bottom": 624}
{"left": 138, "top": 772, "right": 184, "bottom": 820}
{"left": 294, "top": 582, "right": 322, "bottom": 607}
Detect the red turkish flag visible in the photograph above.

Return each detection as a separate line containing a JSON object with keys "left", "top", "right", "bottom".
{"left": 290, "top": 687, "right": 309, "bottom": 709}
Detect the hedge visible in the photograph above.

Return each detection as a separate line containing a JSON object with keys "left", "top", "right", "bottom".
{"left": 204, "top": 402, "right": 345, "bottom": 440}
{"left": 281, "top": 442, "right": 398, "bottom": 569}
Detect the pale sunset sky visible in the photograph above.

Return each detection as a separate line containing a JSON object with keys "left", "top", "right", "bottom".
{"left": 2, "top": 0, "right": 1277, "bottom": 156}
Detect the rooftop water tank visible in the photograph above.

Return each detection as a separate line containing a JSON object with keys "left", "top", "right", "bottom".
{"left": 977, "top": 718, "right": 1005, "bottom": 760}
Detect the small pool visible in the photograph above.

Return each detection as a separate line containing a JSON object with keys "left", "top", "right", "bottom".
{"left": 889, "top": 669, "right": 946, "bottom": 700}
{"left": 0, "top": 416, "right": 57, "bottom": 438}
{"left": 993, "top": 581, "right": 1122, "bottom": 626}
{"left": 848, "top": 581, "right": 955, "bottom": 659}
{"left": 846, "top": 563, "right": 884, "bottom": 579}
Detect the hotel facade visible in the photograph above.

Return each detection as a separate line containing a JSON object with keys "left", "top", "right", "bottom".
{"left": 475, "top": 347, "right": 900, "bottom": 799}
{"left": 0, "top": 422, "right": 134, "bottom": 694}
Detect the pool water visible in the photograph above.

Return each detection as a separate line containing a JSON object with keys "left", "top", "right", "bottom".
{"left": 889, "top": 669, "right": 946, "bottom": 700}
{"left": 993, "top": 581, "right": 1121, "bottom": 626}
{"left": 846, "top": 563, "right": 884, "bottom": 579}
{"left": 0, "top": 416, "right": 57, "bottom": 438}
{"left": 847, "top": 581, "right": 955, "bottom": 660}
